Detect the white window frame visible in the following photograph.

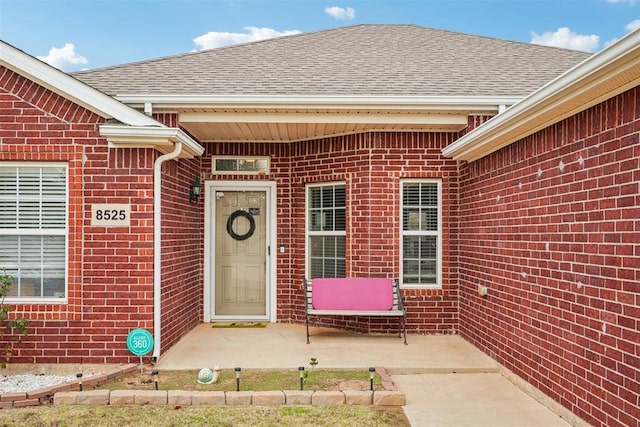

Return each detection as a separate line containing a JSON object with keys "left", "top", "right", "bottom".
{"left": 0, "top": 162, "right": 68, "bottom": 302}
{"left": 305, "top": 182, "right": 346, "bottom": 279}
{"left": 400, "top": 179, "right": 442, "bottom": 288}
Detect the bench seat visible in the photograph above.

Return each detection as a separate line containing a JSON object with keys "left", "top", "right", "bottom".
{"left": 304, "top": 278, "right": 407, "bottom": 344}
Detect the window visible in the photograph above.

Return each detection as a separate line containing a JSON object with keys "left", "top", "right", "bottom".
{"left": 401, "top": 180, "right": 441, "bottom": 287}
{"left": 307, "top": 183, "right": 346, "bottom": 279}
{"left": 212, "top": 156, "right": 270, "bottom": 174}
{"left": 0, "top": 164, "right": 67, "bottom": 299}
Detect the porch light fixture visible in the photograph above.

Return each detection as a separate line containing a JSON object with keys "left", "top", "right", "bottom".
{"left": 189, "top": 178, "right": 202, "bottom": 202}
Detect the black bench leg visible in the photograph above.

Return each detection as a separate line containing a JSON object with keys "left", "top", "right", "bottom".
{"left": 401, "top": 315, "right": 407, "bottom": 345}
{"left": 305, "top": 312, "right": 310, "bottom": 344}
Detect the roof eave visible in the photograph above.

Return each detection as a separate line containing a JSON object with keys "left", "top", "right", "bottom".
{"left": 442, "top": 29, "right": 640, "bottom": 162}
{"left": 2, "top": 40, "right": 203, "bottom": 158}
{"left": 114, "top": 94, "right": 523, "bottom": 112}
{"left": 0, "top": 41, "right": 159, "bottom": 127}
{"left": 99, "top": 125, "right": 205, "bottom": 159}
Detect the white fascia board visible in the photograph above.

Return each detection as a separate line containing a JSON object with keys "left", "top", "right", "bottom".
{"left": 99, "top": 125, "right": 204, "bottom": 158}
{"left": 0, "top": 41, "right": 159, "bottom": 127}
{"left": 442, "top": 28, "right": 640, "bottom": 162}
{"left": 180, "top": 111, "right": 469, "bottom": 126}
{"left": 114, "top": 94, "right": 522, "bottom": 112}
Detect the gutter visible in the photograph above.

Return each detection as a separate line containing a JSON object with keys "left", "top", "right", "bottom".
{"left": 152, "top": 141, "right": 183, "bottom": 361}
{"left": 113, "top": 94, "right": 522, "bottom": 112}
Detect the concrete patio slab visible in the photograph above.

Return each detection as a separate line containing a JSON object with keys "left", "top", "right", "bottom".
{"left": 155, "top": 323, "right": 498, "bottom": 372}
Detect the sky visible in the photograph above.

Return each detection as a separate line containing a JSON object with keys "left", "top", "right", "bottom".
{"left": 1, "top": 0, "right": 639, "bottom": 72}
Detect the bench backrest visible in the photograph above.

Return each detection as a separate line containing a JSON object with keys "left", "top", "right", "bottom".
{"left": 311, "top": 278, "right": 394, "bottom": 310}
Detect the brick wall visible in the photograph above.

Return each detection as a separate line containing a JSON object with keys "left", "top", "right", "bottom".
{"left": 457, "top": 86, "right": 640, "bottom": 427}
{"left": 155, "top": 150, "right": 203, "bottom": 354}
{"left": 205, "top": 131, "right": 461, "bottom": 334}
{"left": 1, "top": 67, "right": 159, "bottom": 363}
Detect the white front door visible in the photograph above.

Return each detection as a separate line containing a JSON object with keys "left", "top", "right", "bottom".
{"left": 205, "top": 182, "right": 276, "bottom": 321}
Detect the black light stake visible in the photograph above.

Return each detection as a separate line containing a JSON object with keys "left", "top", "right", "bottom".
{"left": 235, "top": 367, "right": 241, "bottom": 391}
{"left": 152, "top": 370, "right": 159, "bottom": 390}
{"left": 298, "top": 366, "right": 305, "bottom": 390}
{"left": 76, "top": 373, "right": 83, "bottom": 392}
{"left": 369, "top": 367, "right": 375, "bottom": 391}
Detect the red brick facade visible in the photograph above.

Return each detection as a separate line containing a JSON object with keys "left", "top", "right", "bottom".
{"left": 2, "top": 56, "right": 639, "bottom": 426}
{"left": 457, "top": 86, "right": 640, "bottom": 427}
{"left": 0, "top": 68, "right": 202, "bottom": 363}
{"left": 155, "top": 152, "right": 203, "bottom": 352}
{"left": 204, "top": 131, "right": 461, "bottom": 334}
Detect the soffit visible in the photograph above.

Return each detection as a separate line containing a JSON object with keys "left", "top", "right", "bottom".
{"left": 136, "top": 98, "right": 514, "bottom": 143}
{"left": 178, "top": 108, "right": 472, "bottom": 143}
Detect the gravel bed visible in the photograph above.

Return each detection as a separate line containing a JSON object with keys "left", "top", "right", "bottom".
{"left": 0, "top": 373, "right": 80, "bottom": 393}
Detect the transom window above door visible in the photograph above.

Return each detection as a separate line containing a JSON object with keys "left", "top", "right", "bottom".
{"left": 212, "top": 156, "right": 270, "bottom": 175}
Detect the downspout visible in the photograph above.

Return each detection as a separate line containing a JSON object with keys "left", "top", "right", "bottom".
{"left": 152, "top": 141, "right": 183, "bottom": 361}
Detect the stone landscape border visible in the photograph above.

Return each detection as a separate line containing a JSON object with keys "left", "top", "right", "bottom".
{"left": 0, "top": 364, "right": 139, "bottom": 408}
{"left": 1, "top": 364, "right": 406, "bottom": 408}
{"left": 53, "top": 388, "right": 406, "bottom": 407}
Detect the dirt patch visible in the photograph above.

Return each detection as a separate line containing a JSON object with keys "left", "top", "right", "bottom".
{"left": 336, "top": 379, "right": 370, "bottom": 391}
{"left": 94, "top": 368, "right": 386, "bottom": 392}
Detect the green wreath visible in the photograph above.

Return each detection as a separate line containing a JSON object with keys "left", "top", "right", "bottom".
{"left": 226, "top": 210, "right": 256, "bottom": 241}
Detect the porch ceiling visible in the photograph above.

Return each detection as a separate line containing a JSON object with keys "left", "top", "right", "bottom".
{"left": 178, "top": 108, "right": 470, "bottom": 143}
{"left": 116, "top": 96, "right": 520, "bottom": 144}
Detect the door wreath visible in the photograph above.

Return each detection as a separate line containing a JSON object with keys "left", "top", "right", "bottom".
{"left": 226, "top": 210, "right": 256, "bottom": 241}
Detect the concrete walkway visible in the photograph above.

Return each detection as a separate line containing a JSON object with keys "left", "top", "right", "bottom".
{"left": 156, "top": 323, "right": 575, "bottom": 426}
{"left": 394, "top": 373, "right": 572, "bottom": 427}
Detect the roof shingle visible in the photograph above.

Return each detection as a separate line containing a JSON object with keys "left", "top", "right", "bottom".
{"left": 73, "top": 24, "right": 591, "bottom": 98}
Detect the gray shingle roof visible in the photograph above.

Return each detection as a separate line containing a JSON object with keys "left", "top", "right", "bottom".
{"left": 73, "top": 24, "right": 591, "bottom": 97}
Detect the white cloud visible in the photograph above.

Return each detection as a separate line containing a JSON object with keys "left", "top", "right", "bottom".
{"left": 626, "top": 19, "right": 640, "bottom": 32}
{"left": 530, "top": 27, "right": 600, "bottom": 52}
{"left": 36, "top": 43, "right": 87, "bottom": 71}
{"left": 324, "top": 6, "right": 355, "bottom": 20}
{"left": 606, "top": 0, "right": 637, "bottom": 4}
{"left": 193, "top": 26, "right": 301, "bottom": 50}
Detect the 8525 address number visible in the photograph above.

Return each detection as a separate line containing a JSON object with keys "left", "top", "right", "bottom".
{"left": 91, "top": 204, "right": 131, "bottom": 226}
{"left": 95, "top": 209, "right": 127, "bottom": 221}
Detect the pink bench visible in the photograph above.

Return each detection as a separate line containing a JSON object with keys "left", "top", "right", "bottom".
{"left": 303, "top": 278, "right": 407, "bottom": 344}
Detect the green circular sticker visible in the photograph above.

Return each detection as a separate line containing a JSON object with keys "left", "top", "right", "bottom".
{"left": 127, "top": 328, "right": 154, "bottom": 356}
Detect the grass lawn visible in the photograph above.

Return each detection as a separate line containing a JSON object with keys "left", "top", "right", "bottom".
{"left": 0, "top": 369, "right": 410, "bottom": 426}
{"left": 0, "top": 405, "right": 410, "bottom": 426}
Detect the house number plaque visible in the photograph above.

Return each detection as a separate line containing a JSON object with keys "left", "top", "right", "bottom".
{"left": 91, "top": 204, "right": 131, "bottom": 226}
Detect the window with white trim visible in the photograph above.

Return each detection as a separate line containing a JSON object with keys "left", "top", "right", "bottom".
{"left": 401, "top": 180, "right": 441, "bottom": 287}
{"left": 307, "top": 183, "right": 346, "bottom": 279}
{"left": 0, "top": 164, "right": 67, "bottom": 299}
